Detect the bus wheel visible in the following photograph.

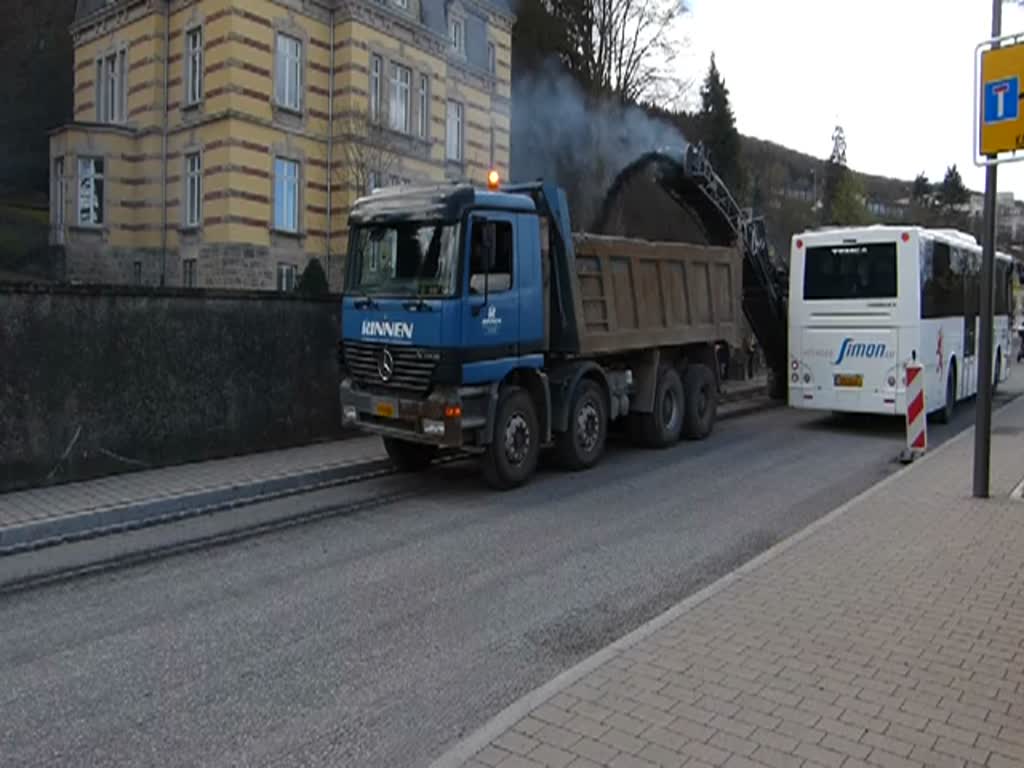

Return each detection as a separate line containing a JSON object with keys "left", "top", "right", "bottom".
{"left": 936, "top": 367, "right": 955, "bottom": 424}
{"left": 682, "top": 364, "right": 717, "bottom": 440}
{"left": 482, "top": 386, "right": 540, "bottom": 490}
{"left": 554, "top": 379, "right": 608, "bottom": 470}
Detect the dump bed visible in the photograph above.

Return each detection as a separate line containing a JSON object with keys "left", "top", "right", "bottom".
{"left": 570, "top": 233, "right": 743, "bottom": 356}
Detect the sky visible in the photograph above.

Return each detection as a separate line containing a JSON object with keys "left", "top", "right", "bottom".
{"left": 683, "top": 0, "right": 1024, "bottom": 199}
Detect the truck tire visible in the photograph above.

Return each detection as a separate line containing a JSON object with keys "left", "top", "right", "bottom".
{"left": 682, "top": 364, "right": 717, "bottom": 440}
{"left": 383, "top": 438, "right": 438, "bottom": 472}
{"left": 635, "top": 365, "right": 685, "bottom": 448}
{"left": 482, "top": 386, "right": 540, "bottom": 490}
{"left": 554, "top": 379, "right": 608, "bottom": 470}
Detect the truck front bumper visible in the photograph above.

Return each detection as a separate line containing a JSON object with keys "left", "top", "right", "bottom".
{"left": 339, "top": 378, "right": 490, "bottom": 448}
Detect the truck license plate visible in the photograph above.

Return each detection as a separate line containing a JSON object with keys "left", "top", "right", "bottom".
{"left": 374, "top": 399, "right": 398, "bottom": 418}
{"left": 834, "top": 373, "right": 863, "bottom": 388}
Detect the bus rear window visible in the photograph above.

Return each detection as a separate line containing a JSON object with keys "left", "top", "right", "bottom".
{"left": 803, "top": 243, "right": 898, "bottom": 300}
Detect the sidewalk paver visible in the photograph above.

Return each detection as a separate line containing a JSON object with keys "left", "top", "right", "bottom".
{"left": 435, "top": 395, "right": 1024, "bottom": 768}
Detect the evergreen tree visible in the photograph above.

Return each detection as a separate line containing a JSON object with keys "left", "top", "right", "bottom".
{"left": 829, "top": 169, "right": 869, "bottom": 226}
{"left": 912, "top": 172, "right": 931, "bottom": 203}
{"left": 696, "top": 54, "right": 744, "bottom": 196}
{"left": 297, "top": 258, "right": 329, "bottom": 296}
{"left": 939, "top": 164, "right": 969, "bottom": 213}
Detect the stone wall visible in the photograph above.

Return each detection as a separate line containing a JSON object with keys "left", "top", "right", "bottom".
{"left": 63, "top": 240, "right": 338, "bottom": 290}
{"left": 0, "top": 284, "right": 344, "bottom": 492}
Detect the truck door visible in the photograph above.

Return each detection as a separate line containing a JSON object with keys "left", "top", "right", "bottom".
{"left": 463, "top": 212, "right": 521, "bottom": 363}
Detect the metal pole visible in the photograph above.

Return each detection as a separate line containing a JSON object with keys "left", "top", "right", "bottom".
{"left": 973, "top": 0, "right": 1002, "bottom": 498}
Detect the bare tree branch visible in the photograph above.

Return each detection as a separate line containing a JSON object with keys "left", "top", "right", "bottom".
{"left": 333, "top": 107, "right": 404, "bottom": 197}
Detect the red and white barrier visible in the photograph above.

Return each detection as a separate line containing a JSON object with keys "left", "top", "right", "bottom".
{"left": 902, "top": 362, "right": 926, "bottom": 462}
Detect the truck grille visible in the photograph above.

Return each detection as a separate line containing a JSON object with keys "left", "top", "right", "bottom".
{"left": 343, "top": 341, "right": 438, "bottom": 394}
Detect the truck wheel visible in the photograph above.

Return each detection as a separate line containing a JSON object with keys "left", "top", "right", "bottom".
{"left": 383, "top": 438, "right": 438, "bottom": 472}
{"left": 554, "top": 379, "right": 608, "bottom": 470}
{"left": 682, "top": 364, "right": 718, "bottom": 439}
{"left": 482, "top": 386, "right": 540, "bottom": 490}
{"left": 636, "top": 366, "right": 685, "bottom": 448}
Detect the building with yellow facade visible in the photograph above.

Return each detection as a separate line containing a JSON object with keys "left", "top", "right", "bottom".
{"left": 51, "top": 0, "right": 513, "bottom": 290}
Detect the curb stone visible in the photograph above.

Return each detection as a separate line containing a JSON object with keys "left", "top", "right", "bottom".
{"left": 427, "top": 390, "right": 1020, "bottom": 768}
{"left": 0, "top": 458, "right": 393, "bottom": 557}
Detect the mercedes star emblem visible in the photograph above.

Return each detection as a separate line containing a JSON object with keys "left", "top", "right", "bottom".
{"left": 378, "top": 348, "right": 395, "bottom": 382}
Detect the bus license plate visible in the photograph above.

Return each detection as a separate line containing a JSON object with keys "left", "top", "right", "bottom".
{"left": 374, "top": 399, "right": 398, "bottom": 418}
{"left": 834, "top": 373, "right": 863, "bottom": 388}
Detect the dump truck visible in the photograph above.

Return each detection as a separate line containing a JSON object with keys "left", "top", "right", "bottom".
{"left": 337, "top": 168, "right": 748, "bottom": 490}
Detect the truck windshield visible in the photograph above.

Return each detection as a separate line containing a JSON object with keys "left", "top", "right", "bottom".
{"left": 348, "top": 222, "right": 460, "bottom": 297}
{"left": 803, "top": 243, "right": 898, "bottom": 300}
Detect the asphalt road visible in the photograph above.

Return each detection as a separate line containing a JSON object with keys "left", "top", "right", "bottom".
{"left": 2, "top": 385, "right": 1021, "bottom": 768}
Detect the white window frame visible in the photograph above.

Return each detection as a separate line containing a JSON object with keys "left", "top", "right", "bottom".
{"left": 277, "top": 263, "right": 297, "bottom": 292}
{"left": 182, "top": 258, "right": 197, "bottom": 288}
{"left": 185, "top": 151, "right": 202, "bottom": 227}
{"left": 77, "top": 156, "right": 105, "bottom": 226}
{"left": 417, "top": 74, "right": 429, "bottom": 139}
{"left": 389, "top": 63, "right": 411, "bottom": 134}
{"left": 274, "top": 157, "right": 301, "bottom": 233}
{"left": 446, "top": 100, "right": 463, "bottom": 162}
{"left": 449, "top": 17, "right": 464, "bottom": 55}
{"left": 369, "top": 54, "right": 383, "bottom": 123}
{"left": 96, "top": 48, "right": 127, "bottom": 123}
{"left": 185, "top": 26, "right": 203, "bottom": 106}
{"left": 274, "top": 33, "right": 303, "bottom": 112}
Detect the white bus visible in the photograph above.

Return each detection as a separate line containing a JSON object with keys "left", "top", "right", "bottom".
{"left": 787, "top": 225, "right": 1013, "bottom": 422}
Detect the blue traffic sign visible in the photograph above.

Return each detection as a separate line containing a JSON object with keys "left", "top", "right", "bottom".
{"left": 984, "top": 76, "right": 1020, "bottom": 124}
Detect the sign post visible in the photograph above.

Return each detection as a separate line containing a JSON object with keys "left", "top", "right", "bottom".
{"left": 973, "top": 1, "right": 1010, "bottom": 498}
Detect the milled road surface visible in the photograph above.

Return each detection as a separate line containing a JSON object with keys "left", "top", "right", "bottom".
{"left": 2, "top": 387, "right": 1019, "bottom": 768}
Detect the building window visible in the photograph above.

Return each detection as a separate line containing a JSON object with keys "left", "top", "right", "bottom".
{"left": 96, "top": 49, "right": 127, "bottom": 123}
{"left": 369, "top": 54, "right": 382, "bottom": 122}
{"left": 488, "top": 42, "right": 496, "bottom": 74}
{"left": 446, "top": 100, "right": 463, "bottom": 161}
{"left": 277, "top": 263, "right": 297, "bottom": 291}
{"left": 417, "top": 74, "right": 429, "bottom": 138}
{"left": 489, "top": 125, "right": 496, "bottom": 166}
{"left": 449, "top": 18, "right": 463, "bottom": 54}
{"left": 394, "top": 0, "right": 408, "bottom": 8}
{"left": 275, "top": 33, "right": 303, "bottom": 112}
{"left": 77, "top": 157, "right": 104, "bottom": 226}
{"left": 389, "top": 64, "right": 411, "bottom": 133}
{"left": 185, "top": 27, "right": 203, "bottom": 106}
{"left": 185, "top": 152, "right": 202, "bottom": 227}
{"left": 274, "top": 158, "right": 300, "bottom": 233}
{"left": 133, "top": 261, "right": 142, "bottom": 284}
{"left": 183, "top": 258, "right": 197, "bottom": 287}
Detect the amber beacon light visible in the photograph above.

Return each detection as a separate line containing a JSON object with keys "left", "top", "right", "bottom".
{"left": 486, "top": 169, "right": 500, "bottom": 190}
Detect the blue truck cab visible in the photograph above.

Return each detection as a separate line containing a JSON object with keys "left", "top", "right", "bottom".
{"left": 339, "top": 179, "right": 735, "bottom": 489}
